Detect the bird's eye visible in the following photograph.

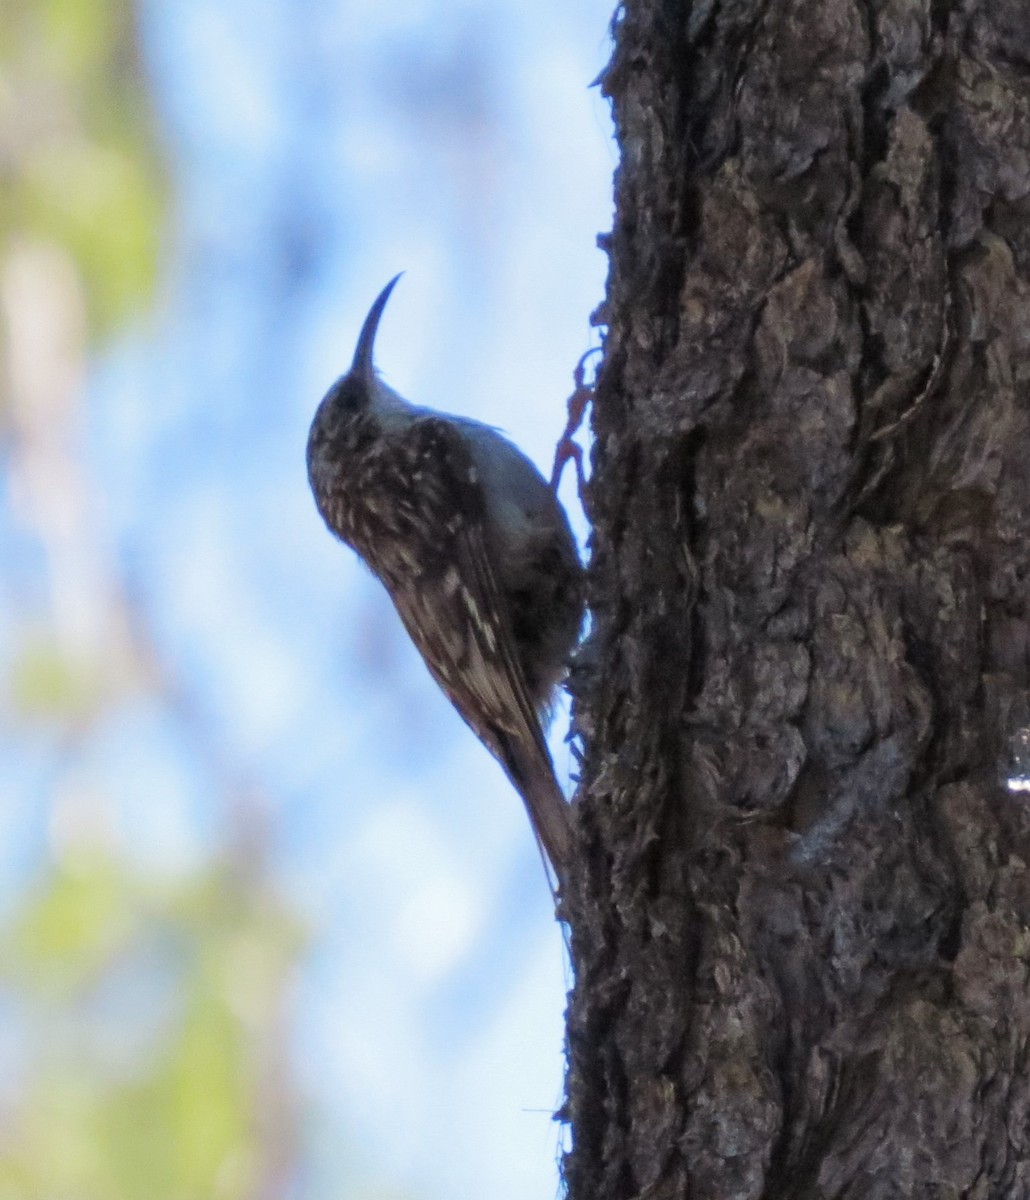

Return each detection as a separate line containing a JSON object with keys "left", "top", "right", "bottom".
{"left": 330, "top": 377, "right": 365, "bottom": 413}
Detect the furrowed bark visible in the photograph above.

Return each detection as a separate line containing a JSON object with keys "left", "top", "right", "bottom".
{"left": 565, "top": 2, "right": 1030, "bottom": 1197}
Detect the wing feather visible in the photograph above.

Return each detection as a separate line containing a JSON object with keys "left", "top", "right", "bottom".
{"left": 378, "top": 416, "right": 572, "bottom": 875}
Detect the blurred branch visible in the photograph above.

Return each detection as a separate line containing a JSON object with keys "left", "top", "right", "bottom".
{"left": 0, "top": 6, "right": 305, "bottom": 1198}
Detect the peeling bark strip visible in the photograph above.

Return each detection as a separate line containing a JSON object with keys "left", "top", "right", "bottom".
{"left": 565, "top": 2, "right": 1030, "bottom": 1198}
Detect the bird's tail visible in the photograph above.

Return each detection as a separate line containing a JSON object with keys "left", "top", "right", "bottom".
{"left": 496, "top": 730, "right": 573, "bottom": 892}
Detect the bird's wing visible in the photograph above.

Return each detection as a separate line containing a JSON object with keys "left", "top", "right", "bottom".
{"left": 381, "top": 414, "right": 572, "bottom": 876}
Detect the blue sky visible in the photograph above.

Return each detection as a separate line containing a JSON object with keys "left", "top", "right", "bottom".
{"left": 7, "top": 1, "right": 615, "bottom": 1196}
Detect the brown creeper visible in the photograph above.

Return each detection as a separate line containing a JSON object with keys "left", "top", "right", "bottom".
{"left": 306, "top": 276, "right": 584, "bottom": 882}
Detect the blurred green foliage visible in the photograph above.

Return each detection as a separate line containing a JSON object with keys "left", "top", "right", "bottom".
{"left": 0, "top": 3, "right": 311, "bottom": 1197}
{"left": 0, "top": 0, "right": 164, "bottom": 336}
{"left": 10, "top": 638, "right": 100, "bottom": 719}
{"left": 0, "top": 854, "right": 303, "bottom": 1200}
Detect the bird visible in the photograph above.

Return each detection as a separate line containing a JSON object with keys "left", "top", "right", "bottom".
{"left": 306, "top": 275, "right": 584, "bottom": 885}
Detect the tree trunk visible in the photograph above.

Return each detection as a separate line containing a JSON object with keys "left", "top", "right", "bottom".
{"left": 564, "top": 1, "right": 1030, "bottom": 1197}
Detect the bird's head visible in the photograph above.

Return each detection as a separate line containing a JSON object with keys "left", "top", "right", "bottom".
{"left": 307, "top": 273, "right": 405, "bottom": 469}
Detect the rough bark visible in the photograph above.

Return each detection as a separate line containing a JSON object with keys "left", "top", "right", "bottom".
{"left": 564, "top": 1, "right": 1030, "bottom": 1197}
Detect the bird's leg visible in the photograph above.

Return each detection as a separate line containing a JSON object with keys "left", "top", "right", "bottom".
{"left": 551, "top": 347, "right": 600, "bottom": 502}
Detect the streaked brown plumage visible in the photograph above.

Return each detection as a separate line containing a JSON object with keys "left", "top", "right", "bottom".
{"left": 306, "top": 276, "right": 583, "bottom": 884}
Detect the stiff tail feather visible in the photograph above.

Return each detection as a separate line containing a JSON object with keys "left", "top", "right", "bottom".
{"left": 496, "top": 731, "right": 573, "bottom": 891}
